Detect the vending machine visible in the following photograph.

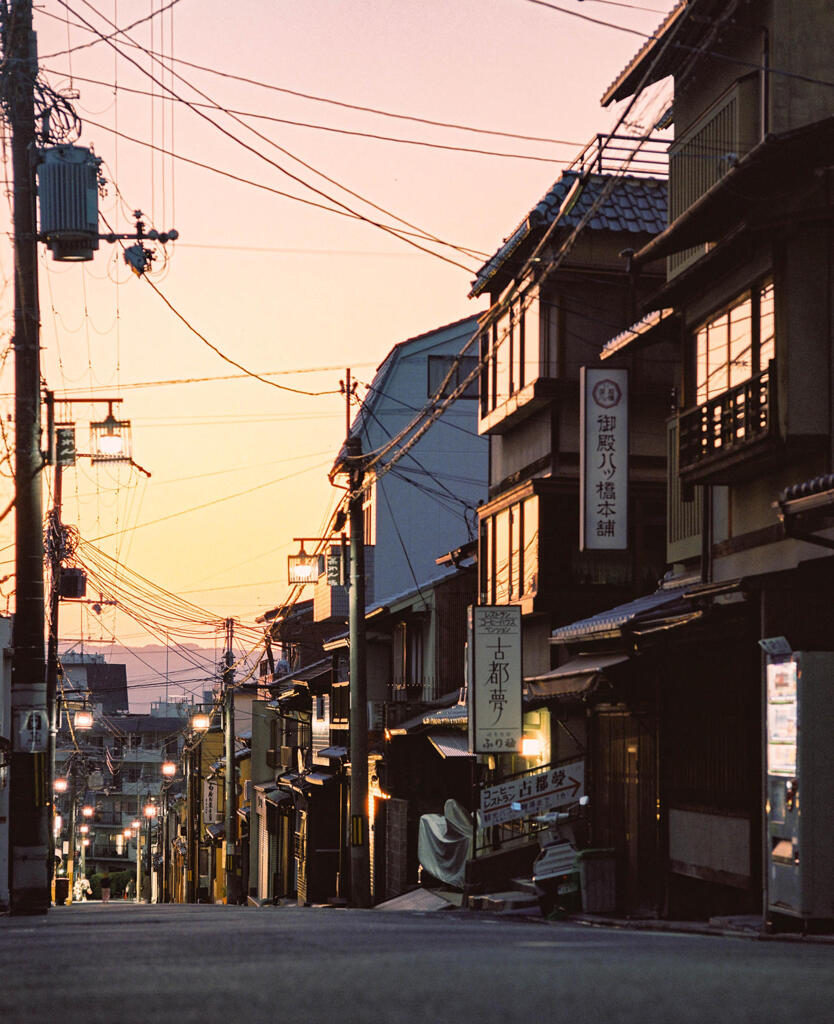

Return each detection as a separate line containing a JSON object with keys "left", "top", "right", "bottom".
{"left": 766, "top": 651, "right": 834, "bottom": 923}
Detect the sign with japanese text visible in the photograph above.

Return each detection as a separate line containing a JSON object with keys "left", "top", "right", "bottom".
{"left": 580, "top": 366, "right": 628, "bottom": 550}
{"left": 469, "top": 605, "right": 522, "bottom": 754}
{"left": 479, "top": 759, "right": 585, "bottom": 828}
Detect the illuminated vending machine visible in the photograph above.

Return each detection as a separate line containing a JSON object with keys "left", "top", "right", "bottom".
{"left": 766, "top": 651, "right": 834, "bottom": 924}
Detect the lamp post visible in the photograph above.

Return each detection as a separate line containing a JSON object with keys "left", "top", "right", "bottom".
{"left": 161, "top": 761, "right": 176, "bottom": 903}
{"left": 186, "top": 713, "right": 209, "bottom": 903}
{"left": 143, "top": 801, "right": 157, "bottom": 903}
{"left": 44, "top": 391, "right": 132, "bottom": 888}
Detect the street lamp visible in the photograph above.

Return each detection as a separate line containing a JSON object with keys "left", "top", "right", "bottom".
{"left": 190, "top": 713, "right": 211, "bottom": 732}
{"left": 81, "top": 804, "right": 94, "bottom": 818}
{"left": 74, "top": 710, "right": 93, "bottom": 730}
{"left": 90, "top": 403, "right": 132, "bottom": 463}
{"left": 53, "top": 777, "right": 68, "bottom": 793}
{"left": 143, "top": 802, "right": 157, "bottom": 903}
{"left": 161, "top": 761, "right": 177, "bottom": 778}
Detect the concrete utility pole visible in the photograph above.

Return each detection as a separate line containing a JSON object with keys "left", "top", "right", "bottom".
{"left": 223, "top": 618, "right": 239, "bottom": 904}
{"left": 343, "top": 367, "right": 370, "bottom": 907}
{"left": 7, "top": 0, "right": 50, "bottom": 915}
{"left": 185, "top": 744, "right": 195, "bottom": 903}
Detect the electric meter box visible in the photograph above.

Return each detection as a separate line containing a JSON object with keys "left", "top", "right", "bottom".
{"left": 37, "top": 146, "right": 101, "bottom": 262}
{"left": 766, "top": 651, "right": 834, "bottom": 921}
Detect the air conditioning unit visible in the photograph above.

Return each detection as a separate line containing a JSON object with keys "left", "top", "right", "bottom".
{"left": 37, "top": 146, "right": 102, "bottom": 262}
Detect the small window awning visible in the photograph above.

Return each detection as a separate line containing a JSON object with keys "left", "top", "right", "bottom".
{"left": 205, "top": 823, "right": 225, "bottom": 842}
{"left": 525, "top": 653, "right": 629, "bottom": 706}
{"left": 306, "top": 769, "right": 338, "bottom": 786}
{"left": 600, "top": 308, "right": 678, "bottom": 360}
{"left": 427, "top": 731, "right": 473, "bottom": 759}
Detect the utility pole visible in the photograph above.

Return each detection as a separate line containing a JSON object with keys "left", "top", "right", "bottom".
{"left": 342, "top": 367, "right": 370, "bottom": 908}
{"left": 223, "top": 618, "right": 239, "bottom": 904}
{"left": 185, "top": 744, "right": 194, "bottom": 903}
{"left": 7, "top": 0, "right": 50, "bottom": 915}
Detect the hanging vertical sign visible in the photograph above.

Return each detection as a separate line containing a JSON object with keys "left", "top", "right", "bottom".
{"left": 580, "top": 366, "right": 628, "bottom": 550}
{"left": 468, "top": 605, "right": 522, "bottom": 754}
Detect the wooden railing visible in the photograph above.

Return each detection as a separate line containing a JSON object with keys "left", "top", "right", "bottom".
{"left": 679, "top": 366, "right": 773, "bottom": 473}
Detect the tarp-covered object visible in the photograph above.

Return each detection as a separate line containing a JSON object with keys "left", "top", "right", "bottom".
{"left": 417, "top": 799, "right": 472, "bottom": 889}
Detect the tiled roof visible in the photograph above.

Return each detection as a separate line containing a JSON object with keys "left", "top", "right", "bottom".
{"left": 470, "top": 172, "right": 667, "bottom": 297}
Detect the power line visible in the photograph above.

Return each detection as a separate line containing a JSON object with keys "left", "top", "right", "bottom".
{"left": 42, "top": 68, "right": 580, "bottom": 164}
{"left": 55, "top": 1, "right": 483, "bottom": 272}
{"left": 38, "top": 14, "right": 590, "bottom": 147}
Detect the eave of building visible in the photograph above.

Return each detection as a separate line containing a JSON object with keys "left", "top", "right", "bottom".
{"left": 600, "top": 1, "right": 701, "bottom": 107}
{"left": 634, "top": 116, "right": 834, "bottom": 270}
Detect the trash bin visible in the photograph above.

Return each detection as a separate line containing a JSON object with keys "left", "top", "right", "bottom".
{"left": 54, "top": 876, "right": 69, "bottom": 905}
{"left": 577, "top": 848, "right": 616, "bottom": 913}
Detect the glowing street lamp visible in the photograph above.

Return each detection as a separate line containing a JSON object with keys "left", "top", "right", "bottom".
{"left": 74, "top": 710, "right": 93, "bottom": 730}
{"left": 81, "top": 805, "right": 94, "bottom": 818}
{"left": 90, "top": 404, "right": 132, "bottom": 463}
{"left": 131, "top": 819, "right": 141, "bottom": 830}
{"left": 161, "top": 761, "right": 177, "bottom": 778}
{"left": 53, "top": 777, "right": 68, "bottom": 793}
{"left": 190, "top": 713, "right": 210, "bottom": 732}
{"left": 143, "top": 803, "right": 158, "bottom": 819}
{"left": 287, "top": 543, "right": 322, "bottom": 585}
{"left": 79, "top": 824, "right": 89, "bottom": 835}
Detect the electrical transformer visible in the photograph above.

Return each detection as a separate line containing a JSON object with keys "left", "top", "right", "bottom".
{"left": 37, "top": 145, "right": 102, "bottom": 261}
{"left": 766, "top": 651, "right": 834, "bottom": 923}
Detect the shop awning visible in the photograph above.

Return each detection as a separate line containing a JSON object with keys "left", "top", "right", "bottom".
{"left": 205, "top": 823, "right": 225, "bottom": 842}
{"left": 427, "top": 732, "right": 473, "bottom": 759}
{"left": 306, "top": 769, "right": 338, "bottom": 786}
{"left": 524, "top": 653, "right": 629, "bottom": 706}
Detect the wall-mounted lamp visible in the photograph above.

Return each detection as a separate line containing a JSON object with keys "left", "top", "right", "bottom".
{"left": 190, "top": 713, "right": 211, "bottom": 732}
{"left": 521, "top": 736, "right": 543, "bottom": 758}
{"left": 74, "top": 710, "right": 93, "bottom": 730}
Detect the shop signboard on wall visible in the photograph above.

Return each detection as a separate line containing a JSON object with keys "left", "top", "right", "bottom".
{"left": 580, "top": 366, "right": 628, "bottom": 550}
{"left": 468, "top": 605, "right": 522, "bottom": 754}
{"left": 479, "top": 759, "right": 585, "bottom": 828}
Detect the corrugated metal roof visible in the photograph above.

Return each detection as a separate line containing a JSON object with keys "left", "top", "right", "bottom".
{"left": 427, "top": 731, "right": 473, "bottom": 759}
{"left": 525, "top": 653, "right": 629, "bottom": 706}
{"left": 550, "top": 585, "right": 693, "bottom": 643}
{"left": 470, "top": 172, "right": 667, "bottom": 297}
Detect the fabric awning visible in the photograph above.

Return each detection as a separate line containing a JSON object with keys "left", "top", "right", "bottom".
{"left": 525, "top": 653, "right": 629, "bottom": 706}
{"left": 427, "top": 731, "right": 473, "bottom": 759}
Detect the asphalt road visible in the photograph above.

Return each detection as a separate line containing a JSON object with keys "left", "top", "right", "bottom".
{"left": 1, "top": 902, "right": 832, "bottom": 1024}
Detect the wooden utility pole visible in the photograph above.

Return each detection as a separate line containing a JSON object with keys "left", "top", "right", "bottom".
{"left": 7, "top": 0, "right": 50, "bottom": 915}
{"left": 223, "top": 618, "right": 239, "bottom": 904}
{"left": 341, "top": 366, "right": 370, "bottom": 908}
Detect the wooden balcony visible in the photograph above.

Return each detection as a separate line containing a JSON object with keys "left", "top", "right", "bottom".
{"left": 678, "top": 366, "right": 777, "bottom": 483}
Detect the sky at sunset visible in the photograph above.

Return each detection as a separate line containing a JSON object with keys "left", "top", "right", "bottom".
{"left": 0, "top": 0, "right": 676, "bottom": 704}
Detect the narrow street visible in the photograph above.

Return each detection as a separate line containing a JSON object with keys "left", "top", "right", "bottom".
{"left": 1, "top": 904, "right": 831, "bottom": 1024}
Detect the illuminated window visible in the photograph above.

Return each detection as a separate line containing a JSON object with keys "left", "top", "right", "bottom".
{"left": 479, "top": 495, "right": 539, "bottom": 604}
{"left": 695, "top": 279, "right": 774, "bottom": 403}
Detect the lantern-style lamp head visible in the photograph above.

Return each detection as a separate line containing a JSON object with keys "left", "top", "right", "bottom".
{"left": 90, "top": 404, "right": 131, "bottom": 463}
{"left": 53, "top": 777, "right": 69, "bottom": 793}
{"left": 190, "top": 713, "right": 210, "bottom": 732}
{"left": 74, "top": 710, "right": 93, "bottom": 730}
{"left": 287, "top": 544, "right": 322, "bottom": 585}
{"left": 79, "top": 824, "right": 89, "bottom": 835}
{"left": 161, "top": 761, "right": 177, "bottom": 778}
{"left": 143, "top": 802, "right": 157, "bottom": 819}
{"left": 81, "top": 805, "right": 94, "bottom": 818}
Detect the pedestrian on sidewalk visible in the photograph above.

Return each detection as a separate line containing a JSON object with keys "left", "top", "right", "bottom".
{"left": 100, "top": 870, "right": 111, "bottom": 903}
{"left": 124, "top": 877, "right": 134, "bottom": 901}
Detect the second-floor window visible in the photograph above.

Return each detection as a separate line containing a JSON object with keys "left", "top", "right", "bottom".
{"left": 392, "top": 620, "right": 423, "bottom": 691}
{"left": 479, "top": 495, "right": 539, "bottom": 604}
{"left": 480, "top": 293, "right": 543, "bottom": 416}
{"left": 695, "top": 280, "right": 774, "bottom": 404}
{"left": 428, "top": 354, "right": 478, "bottom": 398}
